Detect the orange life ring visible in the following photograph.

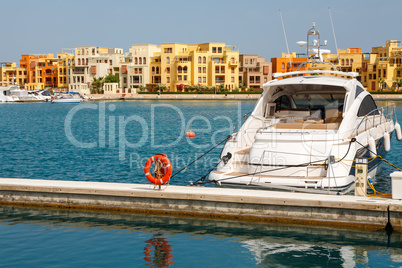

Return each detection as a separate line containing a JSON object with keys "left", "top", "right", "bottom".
{"left": 144, "top": 154, "right": 172, "bottom": 185}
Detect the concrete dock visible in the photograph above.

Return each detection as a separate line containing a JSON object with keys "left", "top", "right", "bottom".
{"left": 0, "top": 178, "right": 401, "bottom": 231}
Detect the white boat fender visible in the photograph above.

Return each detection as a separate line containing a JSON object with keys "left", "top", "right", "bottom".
{"left": 368, "top": 136, "right": 377, "bottom": 158}
{"left": 384, "top": 132, "right": 391, "bottom": 152}
{"left": 395, "top": 122, "right": 402, "bottom": 141}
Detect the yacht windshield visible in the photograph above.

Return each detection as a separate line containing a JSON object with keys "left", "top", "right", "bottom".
{"left": 292, "top": 93, "right": 344, "bottom": 111}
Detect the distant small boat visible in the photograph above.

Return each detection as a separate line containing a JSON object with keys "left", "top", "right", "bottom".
{"left": 51, "top": 92, "right": 82, "bottom": 103}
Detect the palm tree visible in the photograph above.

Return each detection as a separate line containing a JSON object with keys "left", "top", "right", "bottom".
{"left": 92, "top": 77, "right": 104, "bottom": 94}
{"left": 395, "top": 79, "right": 402, "bottom": 91}
{"left": 378, "top": 78, "right": 385, "bottom": 91}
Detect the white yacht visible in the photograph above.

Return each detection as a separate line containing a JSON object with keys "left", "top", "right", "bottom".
{"left": 208, "top": 24, "right": 400, "bottom": 193}
{"left": 0, "top": 86, "right": 16, "bottom": 102}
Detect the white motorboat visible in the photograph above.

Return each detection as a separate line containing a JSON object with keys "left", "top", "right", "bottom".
{"left": 51, "top": 92, "right": 82, "bottom": 103}
{"left": 0, "top": 86, "right": 16, "bottom": 102}
{"left": 208, "top": 24, "right": 401, "bottom": 193}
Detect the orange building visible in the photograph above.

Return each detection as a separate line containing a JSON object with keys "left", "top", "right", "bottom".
{"left": 271, "top": 52, "right": 309, "bottom": 78}
{"left": 19, "top": 53, "right": 73, "bottom": 90}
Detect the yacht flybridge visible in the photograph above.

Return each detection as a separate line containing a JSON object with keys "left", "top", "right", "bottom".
{"left": 208, "top": 24, "right": 401, "bottom": 193}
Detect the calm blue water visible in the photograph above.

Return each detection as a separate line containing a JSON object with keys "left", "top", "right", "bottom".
{"left": 0, "top": 205, "right": 401, "bottom": 268}
{"left": 0, "top": 100, "right": 254, "bottom": 185}
{"left": 1, "top": 100, "right": 402, "bottom": 267}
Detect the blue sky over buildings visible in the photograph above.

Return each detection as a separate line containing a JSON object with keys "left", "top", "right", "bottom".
{"left": 1, "top": 0, "right": 401, "bottom": 63}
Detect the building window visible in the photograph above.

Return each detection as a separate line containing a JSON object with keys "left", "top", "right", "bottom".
{"left": 135, "top": 58, "right": 138, "bottom": 64}
{"left": 167, "top": 77, "right": 170, "bottom": 83}
{"left": 281, "top": 63, "right": 285, "bottom": 69}
{"left": 203, "top": 67, "right": 206, "bottom": 73}
{"left": 198, "top": 56, "right": 201, "bottom": 63}
{"left": 110, "top": 60, "right": 112, "bottom": 65}
{"left": 156, "top": 67, "right": 159, "bottom": 74}
{"left": 341, "top": 59, "right": 344, "bottom": 66}
{"left": 203, "top": 77, "right": 206, "bottom": 83}
{"left": 198, "top": 77, "right": 201, "bottom": 83}
{"left": 231, "top": 77, "right": 234, "bottom": 83}
{"left": 166, "top": 67, "right": 170, "bottom": 74}
{"left": 178, "top": 75, "right": 182, "bottom": 81}
{"left": 139, "top": 68, "right": 142, "bottom": 74}
{"left": 398, "top": 71, "right": 401, "bottom": 77}
{"left": 198, "top": 67, "right": 201, "bottom": 73}
{"left": 215, "top": 67, "right": 219, "bottom": 73}
{"left": 203, "top": 57, "right": 206, "bottom": 64}
{"left": 139, "top": 58, "right": 142, "bottom": 64}
{"left": 221, "top": 66, "right": 225, "bottom": 73}
{"left": 178, "top": 66, "right": 182, "bottom": 73}
{"left": 346, "top": 59, "right": 349, "bottom": 65}
{"left": 143, "top": 57, "right": 146, "bottom": 64}
{"left": 218, "top": 47, "right": 222, "bottom": 53}
{"left": 383, "top": 70, "right": 386, "bottom": 77}
{"left": 78, "top": 59, "right": 81, "bottom": 65}
{"left": 231, "top": 67, "right": 234, "bottom": 73}
{"left": 164, "top": 48, "right": 172, "bottom": 53}
{"left": 184, "top": 75, "right": 187, "bottom": 81}
{"left": 167, "top": 57, "right": 170, "bottom": 64}
{"left": 183, "top": 66, "right": 188, "bottom": 73}
{"left": 212, "top": 47, "right": 217, "bottom": 53}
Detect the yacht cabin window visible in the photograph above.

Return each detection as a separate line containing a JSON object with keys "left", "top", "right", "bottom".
{"left": 357, "top": 95, "right": 379, "bottom": 117}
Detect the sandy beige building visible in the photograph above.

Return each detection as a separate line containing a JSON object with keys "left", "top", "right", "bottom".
{"left": 239, "top": 54, "right": 271, "bottom": 89}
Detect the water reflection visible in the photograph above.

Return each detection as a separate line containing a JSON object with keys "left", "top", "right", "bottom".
{"left": 0, "top": 205, "right": 401, "bottom": 267}
{"left": 144, "top": 234, "right": 174, "bottom": 267}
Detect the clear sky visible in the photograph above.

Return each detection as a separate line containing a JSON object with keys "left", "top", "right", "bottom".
{"left": 1, "top": 0, "right": 401, "bottom": 65}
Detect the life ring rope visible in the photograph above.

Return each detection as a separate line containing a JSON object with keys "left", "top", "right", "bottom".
{"left": 144, "top": 154, "right": 172, "bottom": 185}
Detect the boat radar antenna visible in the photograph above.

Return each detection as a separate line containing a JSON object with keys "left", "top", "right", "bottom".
{"left": 297, "top": 22, "right": 330, "bottom": 63}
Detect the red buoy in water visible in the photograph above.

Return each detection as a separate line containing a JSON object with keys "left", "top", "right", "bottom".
{"left": 186, "top": 131, "right": 195, "bottom": 138}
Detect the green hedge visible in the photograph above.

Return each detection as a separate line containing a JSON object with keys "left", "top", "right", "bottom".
{"left": 370, "top": 91, "right": 402, "bottom": 94}
{"left": 138, "top": 91, "right": 262, "bottom": 95}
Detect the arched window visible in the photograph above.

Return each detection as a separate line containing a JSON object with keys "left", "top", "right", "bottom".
{"left": 78, "top": 58, "right": 81, "bottom": 65}
{"left": 183, "top": 66, "right": 188, "bottom": 73}
{"left": 135, "top": 58, "right": 138, "bottom": 64}
{"left": 139, "top": 57, "right": 142, "bottom": 64}
{"left": 341, "top": 59, "right": 345, "bottom": 66}
{"left": 178, "top": 66, "right": 182, "bottom": 73}
{"left": 281, "top": 62, "right": 285, "bottom": 69}
{"left": 152, "top": 67, "right": 155, "bottom": 74}
{"left": 85, "top": 59, "right": 88, "bottom": 65}
{"left": 143, "top": 57, "right": 146, "bottom": 64}
{"left": 198, "top": 56, "right": 201, "bottom": 63}
{"left": 156, "top": 67, "right": 159, "bottom": 74}
{"left": 350, "top": 59, "right": 353, "bottom": 65}
{"left": 167, "top": 57, "right": 170, "bottom": 64}
{"left": 346, "top": 59, "right": 349, "bottom": 65}
{"left": 203, "top": 57, "right": 206, "bottom": 64}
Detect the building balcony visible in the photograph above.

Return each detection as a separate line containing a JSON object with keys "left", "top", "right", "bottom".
{"left": 229, "top": 60, "right": 238, "bottom": 66}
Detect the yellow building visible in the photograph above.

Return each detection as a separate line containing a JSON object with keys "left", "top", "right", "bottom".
{"left": 0, "top": 62, "right": 27, "bottom": 87}
{"left": 360, "top": 40, "right": 402, "bottom": 91}
{"left": 149, "top": 43, "right": 239, "bottom": 91}
{"left": 322, "top": 48, "right": 363, "bottom": 79}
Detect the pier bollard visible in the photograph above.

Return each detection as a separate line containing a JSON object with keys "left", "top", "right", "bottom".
{"left": 390, "top": 171, "right": 402, "bottom": 199}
